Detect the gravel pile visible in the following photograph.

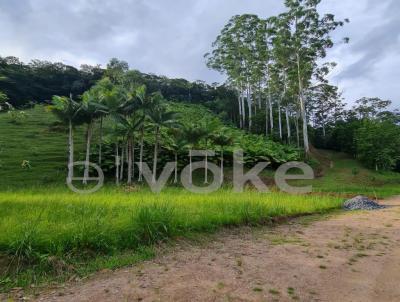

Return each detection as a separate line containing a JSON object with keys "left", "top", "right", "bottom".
{"left": 343, "top": 195, "right": 386, "bottom": 211}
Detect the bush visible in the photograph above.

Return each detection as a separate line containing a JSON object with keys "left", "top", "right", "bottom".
{"left": 7, "top": 110, "right": 27, "bottom": 124}
{"left": 355, "top": 120, "right": 400, "bottom": 171}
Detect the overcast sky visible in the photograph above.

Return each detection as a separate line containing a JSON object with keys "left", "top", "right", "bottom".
{"left": 0, "top": 0, "right": 399, "bottom": 106}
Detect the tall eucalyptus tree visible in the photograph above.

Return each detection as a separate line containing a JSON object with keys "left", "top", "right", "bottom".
{"left": 206, "top": 14, "right": 265, "bottom": 131}
{"left": 281, "top": 0, "right": 348, "bottom": 155}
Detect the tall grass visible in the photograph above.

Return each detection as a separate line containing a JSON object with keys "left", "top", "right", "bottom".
{"left": 0, "top": 188, "right": 342, "bottom": 290}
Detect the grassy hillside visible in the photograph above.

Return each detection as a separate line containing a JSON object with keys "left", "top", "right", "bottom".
{"left": 1, "top": 105, "right": 400, "bottom": 196}
{"left": 317, "top": 151, "right": 400, "bottom": 197}
{"left": 0, "top": 106, "right": 86, "bottom": 188}
{"left": 290, "top": 149, "right": 400, "bottom": 198}
{"left": 0, "top": 104, "right": 298, "bottom": 189}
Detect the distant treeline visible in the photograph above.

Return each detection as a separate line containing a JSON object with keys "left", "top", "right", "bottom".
{"left": 0, "top": 56, "right": 237, "bottom": 123}
{"left": 0, "top": 56, "right": 103, "bottom": 107}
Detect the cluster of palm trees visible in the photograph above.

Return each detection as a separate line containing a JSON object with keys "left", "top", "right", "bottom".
{"left": 48, "top": 77, "right": 233, "bottom": 187}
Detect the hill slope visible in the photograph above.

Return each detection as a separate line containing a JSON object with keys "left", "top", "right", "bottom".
{"left": 296, "top": 149, "right": 400, "bottom": 198}
{"left": 1, "top": 105, "right": 400, "bottom": 197}
{"left": 0, "top": 107, "right": 86, "bottom": 188}
{"left": 0, "top": 104, "right": 297, "bottom": 188}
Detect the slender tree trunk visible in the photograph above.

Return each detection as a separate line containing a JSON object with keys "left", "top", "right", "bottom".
{"left": 296, "top": 53, "right": 310, "bottom": 156}
{"left": 247, "top": 85, "right": 252, "bottom": 131}
{"left": 268, "top": 88, "right": 273, "bottom": 134}
{"left": 174, "top": 152, "right": 178, "bottom": 184}
{"left": 132, "top": 137, "right": 135, "bottom": 179}
{"left": 98, "top": 116, "right": 103, "bottom": 165}
{"left": 67, "top": 119, "right": 74, "bottom": 182}
{"left": 266, "top": 67, "right": 274, "bottom": 134}
{"left": 83, "top": 121, "right": 93, "bottom": 185}
{"left": 115, "top": 142, "right": 119, "bottom": 185}
{"left": 120, "top": 144, "right": 125, "bottom": 181}
{"left": 220, "top": 149, "right": 224, "bottom": 184}
{"left": 127, "top": 137, "right": 132, "bottom": 185}
{"left": 138, "top": 126, "right": 144, "bottom": 181}
{"left": 295, "top": 111, "right": 300, "bottom": 148}
{"left": 204, "top": 140, "right": 208, "bottom": 184}
{"left": 125, "top": 142, "right": 128, "bottom": 165}
{"left": 189, "top": 149, "right": 192, "bottom": 185}
{"left": 152, "top": 127, "right": 159, "bottom": 183}
{"left": 240, "top": 87, "right": 246, "bottom": 129}
{"left": 238, "top": 90, "right": 243, "bottom": 129}
{"left": 285, "top": 107, "right": 291, "bottom": 144}
{"left": 278, "top": 100, "right": 282, "bottom": 140}
{"left": 265, "top": 100, "right": 268, "bottom": 136}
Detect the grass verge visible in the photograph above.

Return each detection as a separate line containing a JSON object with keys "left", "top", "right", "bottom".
{"left": 0, "top": 188, "right": 342, "bottom": 291}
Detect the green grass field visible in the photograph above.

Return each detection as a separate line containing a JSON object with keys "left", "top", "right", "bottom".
{"left": 291, "top": 149, "right": 400, "bottom": 198}
{"left": 0, "top": 189, "right": 342, "bottom": 290}
{"left": 1, "top": 106, "right": 400, "bottom": 291}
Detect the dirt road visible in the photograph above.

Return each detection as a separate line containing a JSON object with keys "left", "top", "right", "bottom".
{"left": 26, "top": 197, "right": 400, "bottom": 301}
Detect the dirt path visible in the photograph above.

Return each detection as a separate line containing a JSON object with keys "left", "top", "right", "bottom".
{"left": 19, "top": 197, "right": 400, "bottom": 301}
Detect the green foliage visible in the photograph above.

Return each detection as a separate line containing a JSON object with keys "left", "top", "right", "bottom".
{"left": 355, "top": 120, "right": 400, "bottom": 170}
{"left": 170, "top": 102, "right": 300, "bottom": 165}
{"left": 0, "top": 91, "right": 8, "bottom": 109}
{"left": 293, "top": 150, "right": 400, "bottom": 198}
{"left": 312, "top": 96, "right": 400, "bottom": 172}
{"left": 0, "top": 102, "right": 299, "bottom": 188}
{"left": 0, "top": 56, "right": 238, "bottom": 126}
{"left": 7, "top": 110, "right": 28, "bottom": 125}
{"left": 0, "top": 188, "right": 342, "bottom": 290}
{"left": 0, "top": 56, "right": 104, "bottom": 107}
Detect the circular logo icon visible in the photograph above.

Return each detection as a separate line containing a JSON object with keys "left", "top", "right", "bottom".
{"left": 66, "top": 161, "right": 104, "bottom": 194}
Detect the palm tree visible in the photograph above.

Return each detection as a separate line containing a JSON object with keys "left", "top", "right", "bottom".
{"left": 87, "top": 77, "right": 131, "bottom": 166}
{"left": 115, "top": 113, "right": 144, "bottom": 184}
{"left": 81, "top": 92, "right": 108, "bottom": 184}
{"left": 183, "top": 124, "right": 207, "bottom": 185}
{"left": 165, "top": 128, "right": 188, "bottom": 184}
{"left": 47, "top": 95, "right": 82, "bottom": 182}
{"left": 200, "top": 119, "right": 219, "bottom": 184}
{"left": 107, "top": 124, "right": 125, "bottom": 185}
{"left": 212, "top": 129, "right": 233, "bottom": 184}
{"left": 147, "top": 99, "right": 178, "bottom": 183}
{"left": 133, "top": 87, "right": 160, "bottom": 182}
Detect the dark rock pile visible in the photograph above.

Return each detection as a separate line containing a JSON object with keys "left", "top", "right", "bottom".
{"left": 343, "top": 195, "right": 386, "bottom": 211}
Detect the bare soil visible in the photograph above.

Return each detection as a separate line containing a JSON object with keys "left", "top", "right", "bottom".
{"left": 7, "top": 197, "right": 400, "bottom": 302}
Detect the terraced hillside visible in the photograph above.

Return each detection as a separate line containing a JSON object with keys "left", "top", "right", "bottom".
{"left": 0, "top": 106, "right": 86, "bottom": 188}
